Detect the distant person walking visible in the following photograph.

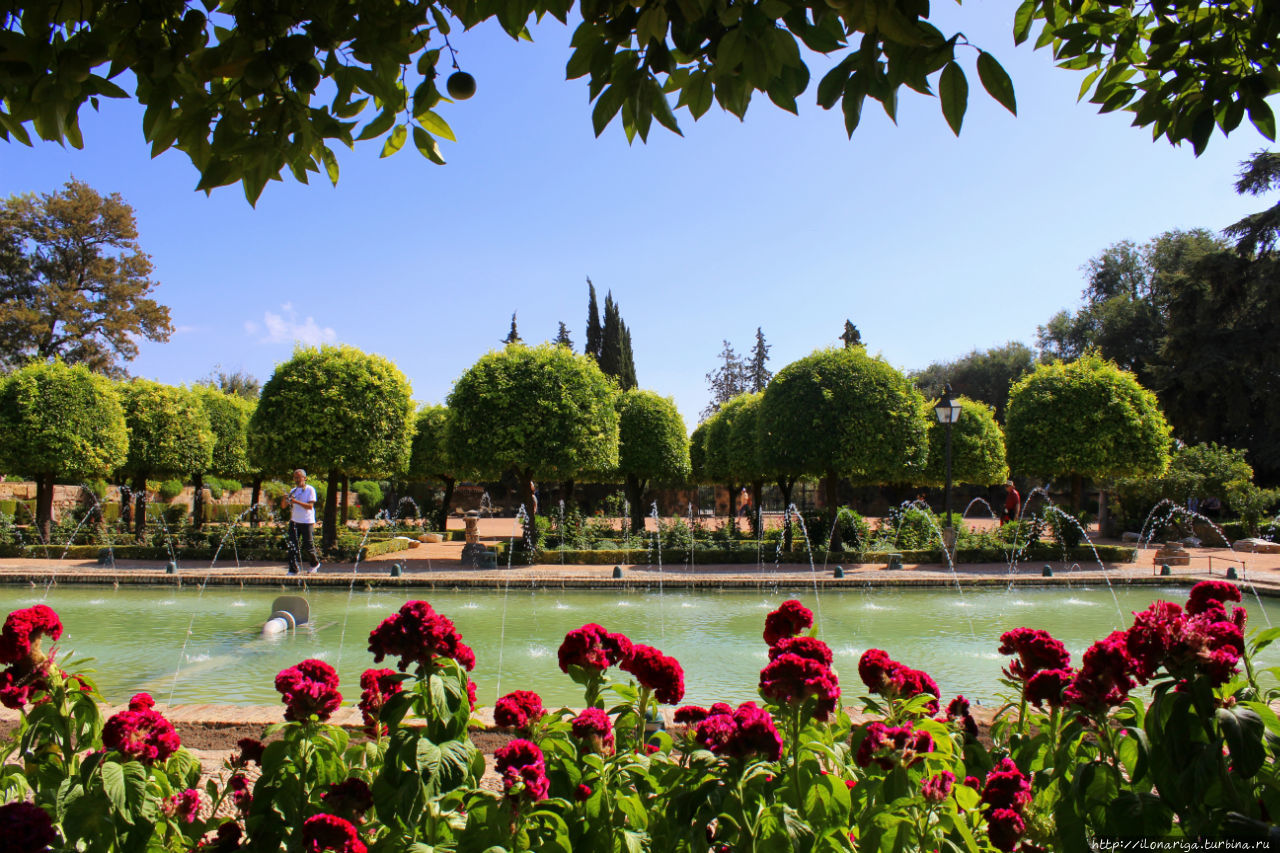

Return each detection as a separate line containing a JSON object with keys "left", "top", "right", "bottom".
{"left": 1001, "top": 480, "right": 1021, "bottom": 526}
{"left": 739, "top": 487, "right": 752, "bottom": 518}
{"left": 286, "top": 469, "right": 321, "bottom": 575}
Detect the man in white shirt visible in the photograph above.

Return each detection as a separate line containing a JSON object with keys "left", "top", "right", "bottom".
{"left": 286, "top": 468, "right": 321, "bottom": 574}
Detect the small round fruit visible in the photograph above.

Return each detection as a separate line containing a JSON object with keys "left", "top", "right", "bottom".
{"left": 446, "top": 71, "right": 476, "bottom": 100}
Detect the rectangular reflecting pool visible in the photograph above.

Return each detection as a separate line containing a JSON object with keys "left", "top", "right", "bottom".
{"left": 4, "top": 583, "right": 1276, "bottom": 707}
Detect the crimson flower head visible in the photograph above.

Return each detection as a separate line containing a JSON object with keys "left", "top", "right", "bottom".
{"left": 357, "top": 668, "right": 402, "bottom": 734}
{"left": 674, "top": 702, "right": 733, "bottom": 725}
{"left": 768, "top": 636, "right": 833, "bottom": 666}
{"left": 1024, "top": 668, "right": 1074, "bottom": 708}
{"left": 368, "top": 601, "right": 475, "bottom": 674}
{"left": 763, "top": 600, "right": 813, "bottom": 646}
{"left": 323, "top": 778, "right": 374, "bottom": 820}
{"left": 1186, "top": 580, "right": 1242, "bottom": 618}
{"left": 922, "top": 770, "right": 955, "bottom": 803}
{"left": 495, "top": 690, "right": 545, "bottom": 730}
{"left": 207, "top": 822, "right": 242, "bottom": 853}
{"left": 1064, "top": 631, "right": 1135, "bottom": 713}
{"left": 857, "top": 649, "right": 938, "bottom": 713}
{"left": 980, "top": 757, "right": 1032, "bottom": 813}
{"left": 231, "top": 737, "right": 264, "bottom": 768}
{"left": 571, "top": 707, "right": 615, "bottom": 753}
{"left": 0, "top": 801, "right": 57, "bottom": 853}
{"left": 986, "top": 808, "right": 1026, "bottom": 852}
{"left": 0, "top": 665, "right": 52, "bottom": 709}
{"left": 760, "top": 653, "right": 841, "bottom": 720}
{"left": 998, "top": 628, "right": 1071, "bottom": 682}
{"left": 0, "top": 605, "right": 62, "bottom": 666}
{"left": 621, "top": 644, "right": 685, "bottom": 705}
{"left": 944, "top": 694, "right": 979, "bottom": 737}
{"left": 103, "top": 704, "right": 182, "bottom": 763}
{"left": 276, "top": 659, "right": 342, "bottom": 723}
{"left": 162, "top": 789, "right": 202, "bottom": 824}
{"left": 495, "top": 738, "right": 549, "bottom": 801}
{"left": 694, "top": 701, "right": 783, "bottom": 761}
{"left": 128, "top": 692, "right": 155, "bottom": 711}
{"left": 302, "top": 814, "right": 367, "bottom": 853}
{"left": 557, "top": 623, "right": 632, "bottom": 674}
{"left": 228, "top": 774, "right": 251, "bottom": 812}
{"left": 855, "top": 721, "right": 934, "bottom": 770}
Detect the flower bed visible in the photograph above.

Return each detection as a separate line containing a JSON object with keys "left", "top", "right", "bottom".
{"left": 0, "top": 581, "right": 1273, "bottom": 852}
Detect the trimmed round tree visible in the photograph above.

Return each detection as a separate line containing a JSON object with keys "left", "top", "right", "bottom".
{"left": 1005, "top": 353, "right": 1172, "bottom": 510}
{"left": 408, "top": 404, "right": 462, "bottom": 532}
{"left": 0, "top": 361, "right": 129, "bottom": 542}
{"left": 249, "top": 345, "right": 414, "bottom": 550}
{"left": 701, "top": 406, "right": 740, "bottom": 519}
{"left": 759, "top": 347, "right": 929, "bottom": 549}
{"left": 447, "top": 344, "right": 619, "bottom": 520}
{"left": 920, "top": 397, "right": 1009, "bottom": 489}
{"left": 618, "top": 390, "right": 691, "bottom": 533}
{"left": 117, "top": 379, "right": 215, "bottom": 537}
{"left": 725, "top": 392, "right": 766, "bottom": 533}
{"left": 191, "top": 385, "right": 254, "bottom": 529}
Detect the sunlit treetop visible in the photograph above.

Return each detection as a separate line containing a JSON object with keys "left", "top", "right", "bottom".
{"left": 1, "top": 0, "right": 1274, "bottom": 202}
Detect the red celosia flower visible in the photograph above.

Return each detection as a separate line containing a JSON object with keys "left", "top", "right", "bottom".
{"left": 768, "top": 636, "right": 833, "bottom": 666}
{"left": 323, "top": 778, "right": 374, "bottom": 819}
{"left": 922, "top": 770, "right": 955, "bottom": 803}
{"left": 102, "top": 705, "right": 182, "bottom": 763}
{"left": 1126, "top": 601, "right": 1184, "bottom": 682}
{"left": 571, "top": 707, "right": 615, "bottom": 753}
{"left": 162, "top": 788, "right": 202, "bottom": 823}
{"left": 1186, "top": 580, "right": 1242, "bottom": 617}
{"left": 700, "top": 702, "right": 784, "bottom": 761}
{"left": 944, "top": 694, "right": 980, "bottom": 736}
{"left": 0, "top": 666, "right": 49, "bottom": 710}
{"left": 0, "top": 605, "right": 62, "bottom": 665}
{"left": 368, "top": 601, "right": 476, "bottom": 674}
{"left": 621, "top": 644, "right": 685, "bottom": 705}
{"left": 467, "top": 679, "right": 477, "bottom": 711}
{"left": 495, "top": 738, "right": 549, "bottom": 801}
{"left": 980, "top": 758, "right": 1032, "bottom": 813}
{"left": 1064, "top": 631, "right": 1135, "bottom": 713}
{"left": 128, "top": 692, "right": 155, "bottom": 711}
{"left": 763, "top": 600, "right": 813, "bottom": 646}
{"left": 760, "top": 653, "right": 841, "bottom": 721}
{"left": 276, "top": 659, "right": 342, "bottom": 723}
{"left": 494, "top": 690, "right": 545, "bottom": 730}
{"left": 1024, "top": 668, "right": 1074, "bottom": 708}
{"left": 858, "top": 649, "right": 896, "bottom": 692}
{"left": 854, "top": 721, "right": 934, "bottom": 770}
{"left": 228, "top": 774, "right": 251, "bottom": 812}
{"left": 231, "top": 737, "right": 264, "bottom": 768}
{"left": 302, "top": 814, "right": 367, "bottom": 853}
{"left": 857, "top": 649, "right": 939, "bottom": 713}
{"left": 998, "top": 628, "right": 1071, "bottom": 682}
{"left": 557, "top": 623, "right": 632, "bottom": 673}
{"left": 986, "top": 808, "right": 1026, "bottom": 852}
{"left": 575, "top": 783, "right": 593, "bottom": 801}
{"left": 0, "top": 801, "right": 57, "bottom": 853}
{"left": 208, "top": 821, "right": 242, "bottom": 852}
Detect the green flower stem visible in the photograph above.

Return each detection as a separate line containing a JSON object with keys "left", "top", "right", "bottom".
{"left": 1017, "top": 692, "right": 1029, "bottom": 736}
{"left": 635, "top": 686, "right": 652, "bottom": 748}
{"left": 789, "top": 705, "right": 805, "bottom": 819}
{"left": 735, "top": 771, "right": 759, "bottom": 853}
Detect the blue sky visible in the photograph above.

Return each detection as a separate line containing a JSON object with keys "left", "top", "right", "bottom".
{"left": 0, "top": 3, "right": 1271, "bottom": 429}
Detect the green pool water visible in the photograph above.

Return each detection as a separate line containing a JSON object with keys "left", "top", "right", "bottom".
{"left": 3, "top": 583, "right": 1275, "bottom": 708}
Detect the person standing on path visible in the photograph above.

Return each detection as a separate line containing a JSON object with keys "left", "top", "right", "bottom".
{"left": 1001, "top": 480, "right": 1021, "bottom": 526}
{"left": 286, "top": 469, "right": 321, "bottom": 574}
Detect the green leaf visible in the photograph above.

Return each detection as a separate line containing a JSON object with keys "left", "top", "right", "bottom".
{"left": 1247, "top": 99, "right": 1276, "bottom": 141}
{"left": 1217, "top": 706, "right": 1266, "bottom": 777}
{"left": 413, "top": 126, "right": 446, "bottom": 164}
{"left": 381, "top": 124, "right": 407, "bottom": 157}
{"left": 101, "top": 761, "right": 128, "bottom": 821}
{"left": 320, "top": 147, "right": 340, "bottom": 185}
{"left": 1013, "top": 0, "right": 1036, "bottom": 45}
{"left": 976, "top": 52, "right": 1016, "bottom": 115}
{"left": 939, "top": 61, "right": 967, "bottom": 135}
{"left": 355, "top": 108, "right": 396, "bottom": 141}
{"left": 418, "top": 109, "right": 456, "bottom": 142}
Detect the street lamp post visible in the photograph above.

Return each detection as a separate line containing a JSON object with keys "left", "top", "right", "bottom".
{"left": 934, "top": 383, "right": 963, "bottom": 557}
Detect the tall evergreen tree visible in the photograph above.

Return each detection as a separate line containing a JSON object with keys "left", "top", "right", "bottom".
{"left": 703, "top": 340, "right": 747, "bottom": 419}
{"left": 619, "top": 322, "right": 637, "bottom": 390}
{"left": 554, "top": 322, "right": 573, "bottom": 348}
{"left": 503, "top": 312, "right": 522, "bottom": 345}
{"left": 840, "top": 320, "right": 862, "bottom": 348}
{"left": 748, "top": 327, "right": 772, "bottom": 392}
{"left": 599, "top": 293, "right": 622, "bottom": 380}
{"left": 585, "top": 278, "right": 602, "bottom": 359}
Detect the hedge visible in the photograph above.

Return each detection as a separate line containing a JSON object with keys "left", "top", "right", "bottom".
{"left": 518, "top": 544, "right": 1138, "bottom": 565}
{"left": 14, "top": 537, "right": 413, "bottom": 563}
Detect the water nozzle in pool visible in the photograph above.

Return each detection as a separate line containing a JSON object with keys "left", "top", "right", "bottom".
{"left": 263, "top": 595, "right": 310, "bottom": 635}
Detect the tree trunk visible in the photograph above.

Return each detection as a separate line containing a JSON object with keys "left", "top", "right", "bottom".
{"left": 627, "top": 473, "right": 646, "bottom": 534}
{"left": 561, "top": 479, "right": 575, "bottom": 506}
{"left": 751, "top": 480, "right": 764, "bottom": 538}
{"left": 726, "top": 484, "right": 738, "bottom": 535}
{"left": 778, "top": 477, "right": 795, "bottom": 550}
{"left": 516, "top": 471, "right": 537, "bottom": 519}
{"left": 35, "top": 473, "right": 54, "bottom": 544}
{"left": 322, "top": 468, "right": 340, "bottom": 552}
{"left": 1072, "top": 474, "right": 1084, "bottom": 512}
{"left": 1097, "top": 488, "right": 1108, "bottom": 538}
{"left": 192, "top": 472, "right": 205, "bottom": 530}
{"left": 119, "top": 480, "right": 132, "bottom": 532}
{"left": 133, "top": 475, "right": 148, "bottom": 540}
{"left": 340, "top": 475, "right": 350, "bottom": 525}
{"left": 825, "top": 468, "right": 843, "bottom": 552}
{"left": 436, "top": 477, "right": 456, "bottom": 532}
{"left": 250, "top": 476, "right": 262, "bottom": 528}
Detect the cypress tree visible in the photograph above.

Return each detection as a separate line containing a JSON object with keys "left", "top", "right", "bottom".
{"left": 585, "top": 278, "right": 602, "bottom": 359}
{"left": 503, "top": 312, "right": 522, "bottom": 345}
{"left": 619, "top": 322, "right": 637, "bottom": 390}
{"left": 599, "top": 293, "right": 622, "bottom": 378}
{"left": 748, "top": 327, "right": 772, "bottom": 392}
{"left": 555, "top": 322, "right": 573, "bottom": 348}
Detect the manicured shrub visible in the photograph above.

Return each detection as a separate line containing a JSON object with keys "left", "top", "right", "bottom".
{"left": 351, "top": 480, "right": 384, "bottom": 513}
{"left": 157, "top": 479, "right": 184, "bottom": 502}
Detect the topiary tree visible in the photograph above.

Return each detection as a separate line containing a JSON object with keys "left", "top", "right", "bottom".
{"left": 191, "top": 385, "right": 254, "bottom": 530}
{"left": 1005, "top": 353, "right": 1172, "bottom": 512}
{"left": 725, "top": 392, "right": 767, "bottom": 536}
{"left": 0, "top": 360, "right": 129, "bottom": 542}
{"left": 759, "top": 347, "right": 929, "bottom": 550}
{"left": 920, "top": 397, "right": 1009, "bottom": 489}
{"left": 617, "top": 390, "right": 691, "bottom": 533}
{"left": 117, "top": 379, "right": 214, "bottom": 538}
{"left": 701, "top": 406, "right": 740, "bottom": 521}
{"left": 408, "top": 405, "right": 463, "bottom": 532}
{"left": 248, "top": 345, "right": 414, "bottom": 550}
{"left": 447, "top": 344, "right": 620, "bottom": 522}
